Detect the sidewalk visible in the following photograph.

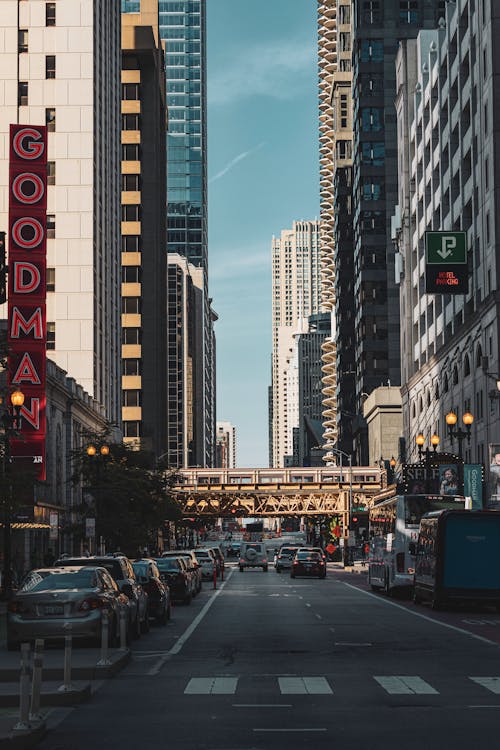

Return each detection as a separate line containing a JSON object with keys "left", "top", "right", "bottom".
{"left": 0, "top": 606, "right": 130, "bottom": 746}
{"left": 331, "top": 561, "right": 368, "bottom": 575}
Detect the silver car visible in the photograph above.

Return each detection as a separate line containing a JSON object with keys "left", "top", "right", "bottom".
{"left": 7, "top": 566, "right": 130, "bottom": 650}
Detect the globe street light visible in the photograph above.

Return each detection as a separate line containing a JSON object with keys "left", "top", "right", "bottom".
{"left": 85, "top": 443, "right": 109, "bottom": 554}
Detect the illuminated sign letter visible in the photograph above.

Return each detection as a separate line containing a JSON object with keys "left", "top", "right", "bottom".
{"left": 10, "top": 307, "right": 44, "bottom": 339}
{"left": 12, "top": 352, "right": 41, "bottom": 385}
{"left": 13, "top": 262, "right": 41, "bottom": 294}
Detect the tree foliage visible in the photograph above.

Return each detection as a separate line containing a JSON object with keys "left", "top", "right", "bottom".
{"left": 71, "top": 433, "right": 182, "bottom": 555}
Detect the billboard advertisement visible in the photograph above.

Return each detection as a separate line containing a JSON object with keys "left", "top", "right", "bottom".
{"left": 8, "top": 124, "right": 47, "bottom": 480}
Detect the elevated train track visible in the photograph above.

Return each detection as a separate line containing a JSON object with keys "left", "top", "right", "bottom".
{"left": 172, "top": 467, "right": 387, "bottom": 517}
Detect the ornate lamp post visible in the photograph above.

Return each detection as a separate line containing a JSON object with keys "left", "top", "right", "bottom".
{"left": 445, "top": 411, "right": 473, "bottom": 494}
{"left": 415, "top": 432, "right": 440, "bottom": 491}
{"left": 1, "top": 389, "right": 25, "bottom": 600}
{"left": 85, "top": 442, "right": 109, "bottom": 554}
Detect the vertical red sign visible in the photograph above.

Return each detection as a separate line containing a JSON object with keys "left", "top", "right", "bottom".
{"left": 8, "top": 125, "right": 47, "bottom": 480}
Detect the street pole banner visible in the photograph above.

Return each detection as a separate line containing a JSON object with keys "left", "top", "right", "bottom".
{"left": 8, "top": 124, "right": 47, "bottom": 480}
{"left": 463, "top": 464, "right": 483, "bottom": 510}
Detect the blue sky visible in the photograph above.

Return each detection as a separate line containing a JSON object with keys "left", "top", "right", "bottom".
{"left": 207, "top": 0, "right": 319, "bottom": 467}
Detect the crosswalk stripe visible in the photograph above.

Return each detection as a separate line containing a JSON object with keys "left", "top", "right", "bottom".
{"left": 184, "top": 677, "right": 238, "bottom": 694}
{"left": 279, "top": 677, "right": 332, "bottom": 695}
{"left": 374, "top": 676, "right": 438, "bottom": 695}
{"left": 470, "top": 677, "right": 500, "bottom": 694}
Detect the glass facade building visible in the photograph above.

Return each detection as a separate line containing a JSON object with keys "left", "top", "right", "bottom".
{"left": 159, "top": 0, "right": 207, "bottom": 270}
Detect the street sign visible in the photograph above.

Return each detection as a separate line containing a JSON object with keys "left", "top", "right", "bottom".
{"left": 85, "top": 517, "right": 95, "bottom": 539}
{"left": 463, "top": 464, "right": 483, "bottom": 510}
{"left": 425, "top": 231, "right": 468, "bottom": 294}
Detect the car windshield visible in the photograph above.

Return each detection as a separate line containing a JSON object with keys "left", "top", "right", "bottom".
{"left": 280, "top": 548, "right": 296, "bottom": 555}
{"left": 132, "top": 563, "right": 149, "bottom": 577}
{"left": 196, "top": 551, "right": 210, "bottom": 558}
{"left": 296, "top": 551, "right": 320, "bottom": 561}
{"left": 20, "top": 570, "right": 97, "bottom": 592}
{"left": 155, "top": 559, "right": 179, "bottom": 570}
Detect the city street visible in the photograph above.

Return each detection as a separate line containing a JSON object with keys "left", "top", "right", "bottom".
{"left": 33, "top": 557, "right": 500, "bottom": 750}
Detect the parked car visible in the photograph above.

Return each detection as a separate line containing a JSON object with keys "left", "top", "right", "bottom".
{"left": 54, "top": 555, "right": 148, "bottom": 637}
{"left": 204, "top": 545, "right": 225, "bottom": 576}
{"left": 162, "top": 551, "right": 202, "bottom": 594}
{"left": 154, "top": 557, "right": 192, "bottom": 604}
{"left": 291, "top": 550, "right": 326, "bottom": 579}
{"left": 7, "top": 566, "right": 129, "bottom": 650}
{"left": 193, "top": 549, "right": 217, "bottom": 581}
{"left": 239, "top": 542, "right": 268, "bottom": 572}
{"left": 274, "top": 545, "right": 301, "bottom": 573}
{"left": 132, "top": 559, "right": 171, "bottom": 625}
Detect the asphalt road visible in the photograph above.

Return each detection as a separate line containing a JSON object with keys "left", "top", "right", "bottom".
{"left": 35, "top": 562, "right": 500, "bottom": 750}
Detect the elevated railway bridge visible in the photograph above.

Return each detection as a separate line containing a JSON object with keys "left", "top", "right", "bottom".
{"left": 172, "top": 467, "right": 388, "bottom": 530}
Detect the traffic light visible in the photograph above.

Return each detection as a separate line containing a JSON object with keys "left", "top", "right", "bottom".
{"left": 0, "top": 232, "right": 6, "bottom": 305}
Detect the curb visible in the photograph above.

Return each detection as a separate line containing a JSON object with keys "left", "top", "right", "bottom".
{"left": 0, "top": 720, "right": 47, "bottom": 750}
{"left": 0, "top": 648, "right": 131, "bottom": 682}
{"left": 0, "top": 682, "right": 91, "bottom": 708}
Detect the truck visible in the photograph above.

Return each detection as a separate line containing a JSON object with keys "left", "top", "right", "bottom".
{"left": 413, "top": 509, "right": 500, "bottom": 610}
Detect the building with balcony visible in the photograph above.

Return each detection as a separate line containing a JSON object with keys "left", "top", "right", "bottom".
{"left": 121, "top": 1, "right": 168, "bottom": 455}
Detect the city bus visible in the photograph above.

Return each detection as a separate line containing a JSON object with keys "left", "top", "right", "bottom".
{"left": 368, "top": 494, "right": 469, "bottom": 596}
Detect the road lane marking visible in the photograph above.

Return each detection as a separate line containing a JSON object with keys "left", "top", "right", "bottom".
{"left": 468, "top": 705, "right": 500, "bottom": 709}
{"left": 374, "top": 676, "right": 438, "bottom": 695}
{"left": 254, "top": 728, "right": 327, "bottom": 733}
{"left": 343, "top": 582, "right": 500, "bottom": 647}
{"left": 148, "top": 569, "right": 234, "bottom": 675}
{"left": 470, "top": 677, "right": 500, "bottom": 694}
{"left": 184, "top": 677, "right": 238, "bottom": 694}
{"left": 334, "top": 642, "right": 372, "bottom": 646}
{"left": 279, "top": 677, "right": 333, "bottom": 695}
{"left": 233, "top": 704, "right": 292, "bottom": 708}
{"left": 305, "top": 603, "right": 311, "bottom": 607}
{"left": 315, "top": 614, "right": 322, "bottom": 620}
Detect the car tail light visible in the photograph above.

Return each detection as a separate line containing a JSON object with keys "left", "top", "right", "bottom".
{"left": 293, "top": 561, "right": 299, "bottom": 567}
{"left": 79, "top": 598, "right": 106, "bottom": 612}
{"left": 396, "top": 553, "right": 405, "bottom": 573}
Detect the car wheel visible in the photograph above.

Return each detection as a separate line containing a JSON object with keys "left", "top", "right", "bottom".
{"left": 141, "top": 611, "right": 150, "bottom": 634}
{"left": 133, "top": 613, "right": 141, "bottom": 639}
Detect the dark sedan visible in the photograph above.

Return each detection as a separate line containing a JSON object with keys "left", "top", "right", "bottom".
{"left": 290, "top": 551, "right": 326, "bottom": 579}
{"left": 132, "top": 559, "right": 171, "bottom": 625}
{"left": 154, "top": 557, "right": 192, "bottom": 604}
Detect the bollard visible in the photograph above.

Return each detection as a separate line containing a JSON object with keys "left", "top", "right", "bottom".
{"left": 213, "top": 566, "right": 217, "bottom": 590}
{"left": 221, "top": 565, "right": 224, "bottom": 582}
{"left": 13, "top": 643, "right": 31, "bottom": 731}
{"left": 97, "top": 609, "right": 111, "bottom": 666}
{"left": 30, "top": 639, "right": 44, "bottom": 720}
{"left": 119, "top": 608, "right": 127, "bottom": 651}
{"left": 58, "top": 636, "right": 74, "bottom": 693}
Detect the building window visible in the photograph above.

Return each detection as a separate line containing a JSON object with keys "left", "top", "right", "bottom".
{"left": 18, "top": 82, "right": 28, "bottom": 106}
{"left": 47, "top": 161, "right": 56, "bottom": 185}
{"left": 122, "top": 83, "right": 139, "bottom": 100}
{"left": 400, "top": 0, "right": 419, "bottom": 23}
{"left": 122, "top": 236, "right": 140, "bottom": 253}
{"left": 123, "top": 390, "right": 141, "bottom": 407}
{"left": 124, "top": 421, "right": 141, "bottom": 438}
{"left": 46, "top": 2, "right": 56, "bottom": 26}
{"left": 45, "top": 55, "right": 56, "bottom": 79}
{"left": 122, "top": 144, "right": 140, "bottom": 161}
{"left": 46, "top": 267, "right": 55, "bottom": 292}
{"left": 124, "top": 358, "right": 141, "bottom": 376}
{"left": 122, "top": 114, "right": 140, "bottom": 130}
{"left": 122, "top": 297, "right": 141, "bottom": 314}
{"left": 47, "top": 322, "right": 55, "bottom": 350}
{"left": 122, "top": 174, "right": 140, "bottom": 191}
{"left": 360, "top": 39, "right": 384, "bottom": 63}
{"left": 18, "top": 29, "right": 28, "bottom": 53}
{"left": 122, "top": 266, "right": 141, "bottom": 283}
{"left": 46, "top": 107, "right": 56, "bottom": 131}
{"left": 122, "top": 327, "right": 141, "bottom": 345}
{"left": 47, "top": 215, "right": 55, "bottom": 238}
{"left": 363, "top": 1, "right": 381, "bottom": 24}
{"left": 122, "top": 205, "right": 140, "bottom": 222}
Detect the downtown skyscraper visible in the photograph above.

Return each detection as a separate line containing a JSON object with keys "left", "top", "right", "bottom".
{"left": 159, "top": 0, "right": 216, "bottom": 468}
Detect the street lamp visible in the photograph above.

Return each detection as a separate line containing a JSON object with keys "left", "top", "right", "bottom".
{"left": 85, "top": 442, "right": 109, "bottom": 554}
{"left": 445, "top": 411, "right": 473, "bottom": 460}
{"left": 331, "top": 447, "right": 353, "bottom": 567}
{"left": 414, "top": 432, "right": 441, "bottom": 491}
{"left": 1, "top": 389, "right": 25, "bottom": 600}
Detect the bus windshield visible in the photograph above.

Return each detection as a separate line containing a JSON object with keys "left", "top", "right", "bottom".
{"left": 404, "top": 495, "right": 465, "bottom": 526}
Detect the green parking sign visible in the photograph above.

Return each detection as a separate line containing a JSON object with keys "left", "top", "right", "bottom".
{"left": 425, "top": 231, "right": 466, "bottom": 264}
{"left": 425, "top": 231, "right": 468, "bottom": 294}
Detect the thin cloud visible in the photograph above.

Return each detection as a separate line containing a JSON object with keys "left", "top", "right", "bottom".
{"left": 209, "top": 37, "right": 315, "bottom": 106}
{"left": 211, "top": 248, "right": 270, "bottom": 281}
{"left": 209, "top": 142, "right": 266, "bottom": 184}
